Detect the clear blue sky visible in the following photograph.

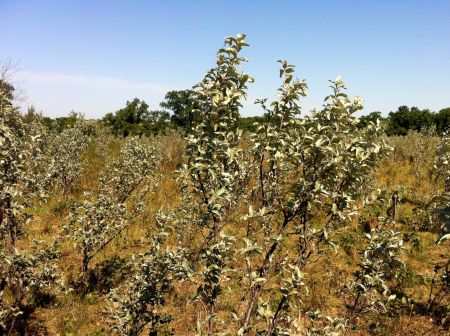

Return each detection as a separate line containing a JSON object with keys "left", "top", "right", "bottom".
{"left": 1, "top": 0, "right": 449, "bottom": 118}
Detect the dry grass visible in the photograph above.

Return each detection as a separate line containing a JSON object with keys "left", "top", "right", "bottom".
{"left": 15, "top": 132, "right": 449, "bottom": 336}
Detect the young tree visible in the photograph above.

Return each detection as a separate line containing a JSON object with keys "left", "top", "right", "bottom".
{"left": 345, "top": 225, "right": 403, "bottom": 326}
{"left": 238, "top": 65, "right": 388, "bottom": 334}
{"left": 0, "top": 241, "right": 61, "bottom": 334}
{"left": 64, "top": 137, "right": 162, "bottom": 289}
{"left": 0, "top": 82, "right": 61, "bottom": 334}
{"left": 0, "top": 83, "right": 38, "bottom": 250}
{"left": 43, "top": 119, "right": 91, "bottom": 198}
{"left": 0, "top": 62, "right": 23, "bottom": 103}
{"left": 180, "top": 34, "right": 253, "bottom": 334}
{"left": 108, "top": 214, "right": 188, "bottom": 336}
{"left": 0, "top": 79, "right": 14, "bottom": 103}
{"left": 109, "top": 34, "right": 390, "bottom": 336}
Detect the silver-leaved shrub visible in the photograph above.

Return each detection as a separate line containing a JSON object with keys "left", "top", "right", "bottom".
{"left": 109, "top": 35, "right": 390, "bottom": 336}
{"left": 0, "top": 87, "right": 61, "bottom": 334}
{"left": 64, "top": 137, "right": 162, "bottom": 288}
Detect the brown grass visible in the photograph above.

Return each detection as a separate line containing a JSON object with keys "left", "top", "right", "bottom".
{"left": 15, "top": 132, "right": 449, "bottom": 336}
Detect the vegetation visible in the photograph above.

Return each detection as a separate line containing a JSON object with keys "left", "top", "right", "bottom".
{"left": 160, "top": 90, "right": 202, "bottom": 131}
{"left": 103, "top": 98, "right": 171, "bottom": 137}
{"left": 385, "top": 106, "right": 450, "bottom": 136}
{"left": 0, "top": 35, "right": 449, "bottom": 336}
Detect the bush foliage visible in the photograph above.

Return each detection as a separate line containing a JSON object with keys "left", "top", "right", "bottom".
{"left": 0, "top": 35, "right": 448, "bottom": 335}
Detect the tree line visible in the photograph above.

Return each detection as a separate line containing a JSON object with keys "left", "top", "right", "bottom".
{"left": 359, "top": 106, "right": 450, "bottom": 135}
{"left": 1, "top": 78, "right": 449, "bottom": 136}
{"left": 55, "top": 95, "right": 450, "bottom": 137}
{"left": 102, "top": 91, "right": 450, "bottom": 136}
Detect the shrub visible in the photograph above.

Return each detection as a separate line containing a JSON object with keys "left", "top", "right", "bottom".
{"left": 1, "top": 78, "right": 62, "bottom": 335}
{"left": 108, "top": 217, "right": 188, "bottom": 336}
{"left": 108, "top": 34, "right": 389, "bottom": 335}
{"left": 64, "top": 137, "right": 161, "bottom": 289}
{"left": 43, "top": 119, "right": 92, "bottom": 197}
{"left": 345, "top": 224, "right": 404, "bottom": 325}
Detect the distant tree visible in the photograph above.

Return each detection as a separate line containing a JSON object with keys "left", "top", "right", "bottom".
{"left": 23, "top": 106, "right": 80, "bottom": 132}
{"left": 103, "top": 98, "right": 150, "bottom": 137}
{"left": 53, "top": 111, "right": 83, "bottom": 132}
{"left": 103, "top": 98, "right": 169, "bottom": 137}
{"left": 357, "top": 111, "right": 384, "bottom": 129}
{"left": 386, "top": 106, "right": 435, "bottom": 135}
{"left": 160, "top": 90, "right": 201, "bottom": 131}
{"left": 141, "top": 110, "right": 171, "bottom": 135}
{"left": 238, "top": 115, "right": 269, "bottom": 133}
{"left": 435, "top": 107, "right": 450, "bottom": 134}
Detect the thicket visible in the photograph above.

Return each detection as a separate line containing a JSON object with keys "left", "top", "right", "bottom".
{"left": 359, "top": 107, "right": 449, "bottom": 135}
{"left": 0, "top": 35, "right": 449, "bottom": 336}
{"left": 36, "top": 92, "right": 450, "bottom": 138}
{"left": 102, "top": 98, "right": 171, "bottom": 137}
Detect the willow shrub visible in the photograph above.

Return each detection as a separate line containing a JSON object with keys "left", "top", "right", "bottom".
{"left": 109, "top": 34, "right": 392, "bottom": 336}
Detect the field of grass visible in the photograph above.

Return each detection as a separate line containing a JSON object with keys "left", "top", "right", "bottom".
{"left": 5, "top": 129, "right": 444, "bottom": 336}
{"left": 1, "top": 35, "right": 449, "bottom": 336}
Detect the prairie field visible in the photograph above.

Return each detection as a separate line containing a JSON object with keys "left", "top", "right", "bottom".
{"left": 1, "top": 34, "right": 449, "bottom": 336}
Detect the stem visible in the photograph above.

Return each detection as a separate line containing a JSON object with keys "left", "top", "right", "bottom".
{"left": 4, "top": 197, "right": 16, "bottom": 253}
{"left": 266, "top": 295, "right": 287, "bottom": 336}
{"left": 195, "top": 170, "right": 219, "bottom": 242}
{"left": 208, "top": 303, "right": 215, "bottom": 336}
{"left": 241, "top": 213, "right": 291, "bottom": 333}
{"left": 82, "top": 252, "right": 91, "bottom": 281}
{"left": 259, "top": 152, "right": 267, "bottom": 207}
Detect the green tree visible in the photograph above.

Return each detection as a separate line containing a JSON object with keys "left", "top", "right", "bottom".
{"left": 160, "top": 89, "right": 201, "bottom": 131}
{"left": 435, "top": 107, "right": 450, "bottom": 134}
{"left": 52, "top": 111, "right": 83, "bottom": 133}
{"left": 357, "top": 111, "right": 383, "bottom": 129}
{"left": 26, "top": 109, "right": 82, "bottom": 133}
{"left": 103, "top": 98, "right": 170, "bottom": 136}
{"left": 142, "top": 110, "right": 170, "bottom": 135}
{"left": 386, "top": 106, "right": 435, "bottom": 135}
{"left": 238, "top": 115, "right": 269, "bottom": 133}
{"left": 103, "top": 98, "right": 150, "bottom": 137}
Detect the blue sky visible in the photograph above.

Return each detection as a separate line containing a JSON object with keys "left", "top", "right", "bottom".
{"left": 1, "top": 0, "right": 449, "bottom": 118}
